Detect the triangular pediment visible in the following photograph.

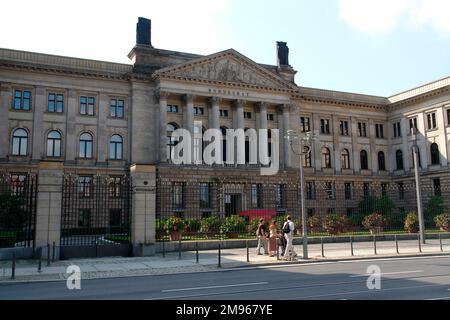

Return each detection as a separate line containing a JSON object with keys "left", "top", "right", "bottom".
{"left": 154, "top": 49, "right": 297, "bottom": 91}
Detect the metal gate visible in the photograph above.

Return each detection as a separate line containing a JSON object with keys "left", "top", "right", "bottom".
{"left": 60, "top": 174, "right": 132, "bottom": 259}
{"left": 0, "top": 173, "right": 37, "bottom": 249}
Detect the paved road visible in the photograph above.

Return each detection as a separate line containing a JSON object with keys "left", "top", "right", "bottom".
{"left": 1, "top": 256, "right": 450, "bottom": 300}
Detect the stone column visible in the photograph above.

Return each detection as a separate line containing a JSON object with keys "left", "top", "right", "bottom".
{"left": 157, "top": 91, "right": 169, "bottom": 162}
{"left": 280, "top": 104, "right": 291, "bottom": 168}
{"left": 32, "top": 86, "right": 46, "bottom": 161}
{"left": 130, "top": 164, "right": 157, "bottom": 256}
{"left": 208, "top": 97, "right": 221, "bottom": 130}
{"left": 35, "top": 162, "right": 64, "bottom": 259}
{"left": 97, "top": 93, "right": 109, "bottom": 164}
{"left": 65, "top": 89, "right": 77, "bottom": 163}
{"left": 0, "top": 83, "right": 11, "bottom": 160}
{"left": 235, "top": 100, "right": 244, "bottom": 129}
{"left": 258, "top": 102, "right": 269, "bottom": 161}
{"left": 183, "top": 94, "right": 195, "bottom": 133}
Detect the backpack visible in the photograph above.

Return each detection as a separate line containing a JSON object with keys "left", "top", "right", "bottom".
{"left": 282, "top": 222, "right": 290, "bottom": 234}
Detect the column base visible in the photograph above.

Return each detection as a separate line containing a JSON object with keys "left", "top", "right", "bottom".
{"left": 132, "top": 243, "right": 156, "bottom": 257}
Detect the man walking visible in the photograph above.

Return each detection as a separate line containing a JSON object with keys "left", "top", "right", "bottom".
{"left": 256, "top": 218, "right": 269, "bottom": 255}
{"left": 282, "top": 215, "right": 297, "bottom": 260}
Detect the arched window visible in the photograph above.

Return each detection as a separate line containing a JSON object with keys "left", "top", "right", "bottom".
{"left": 109, "top": 135, "right": 123, "bottom": 160}
{"left": 412, "top": 149, "right": 422, "bottom": 168}
{"left": 378, "top": 151, "right": 386, "bottom": 171}
{"left": 79, "top": 132, "right": 93, "bottom": 159}
{"left": 221, "top": 126, "right": 228, "bottom": 163}
{"left": 12, "top": 128, "right": 28, "bottom": 156}
{"left": 166, "top": 123, "right": 178, "bottom": 161}
{"left": 303, "top": 146, "right": 312, "bottom": 168}
{"left": 322, "top": 147, "right": 331, "bottom": 168}
{"left": 360, "top": 150, "right": 369, "bottom": 170}
{"left": 341, "top": 149, "right": 350, "bottom": 169}
{"left": 47, "top": 130, "right": 61, "bottom": 157}
{"left": 431, "top": 143, "right": 440, "bottom": 165}
{"left": 396, "top": 150, "right": 404, "bottom": 170}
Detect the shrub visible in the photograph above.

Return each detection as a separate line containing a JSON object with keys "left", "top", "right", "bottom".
{"left": 425, "top": 196, "right": 445, "bottom": 227}
{"left": 308, "top": 216, "right": 322, "bottom": 233}
{"left": 221, "top": 215, "right": 246, "bottom": 233}
{"left": 200, "top": 216, "right": 222, "bottom": 234}
{"left": 156, "top": 219, "right": 165, "bottom": 234}
{"left": 356, "top": 195, "right": 395, "bottom": 227}
{"left": 165, "top": 217, "right": 184, "bottom": 232}
{"left": 404, "top": 212, "right": 419, "bottom": 233}
{"left": 0, "top": 193, "right": 28, "bottom": 231}
{"left": 184, "top": 219, "right": 201, "bottom": 233}
{"left": 362, "top": 213, "right": 387, "bottom": 230}
{"left": 323, "top": 214, "right": 351, "bottom": 235}
{"left": 434, "top": 214, "right": 450, "bottom": 230}
{"left": 247, "top": 218, "right": 268, "bottom": 234}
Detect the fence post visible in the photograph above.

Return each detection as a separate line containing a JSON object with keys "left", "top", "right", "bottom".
{"left": 373, "top": 235, "right": 377, "bottom": 255}
{"left": 440, "top": 233, "right": 443, "bottom": 252}
{"left": 218, "top": 243, "right": 222, "bottom": 268}
{"left": 11, "top": 251, "right": 16, "bottom": 280}
{"left": 196, "top": 241, "right": 199, "bottom": 264}
{"left": 321, "top": 237, "right": 325, "bottom": 257}
{"left": 246, "top": 240, "right": 250, "bottom": 263}
{"left": 395, "top": 234, "right": 399, "bottom": 254}
{"left": 37, "top": 247, "right": 42, "bottom": 273}
{"left": 418, "top": 233, "right": 422, "bottom": 253}
{"left": 52, "top": 241, "right": 56, "bottom": 262}
{"left": 46, "top": 243, "right": 51, "bottom": 266}
{"left": 350, "top": 236, "right": 354, "bottom": 256}
{"left": 178, "top": 237, "right": 182, "bottom": 260}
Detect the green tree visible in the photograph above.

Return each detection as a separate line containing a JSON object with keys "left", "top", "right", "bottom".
{"left": 424, "top": 196, "right": 445, "bottom": 227}
{"left": 356, "top": 195, "right": 396, "bottom": 228}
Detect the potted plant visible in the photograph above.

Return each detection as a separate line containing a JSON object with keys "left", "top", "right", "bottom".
{"left": 404, "top": 212, "right": 419, "bottom": 234}
{"left": 221, "top": 215, "right": 246, "bottom": 239}
{"left": 165, "top": 217, "right": 184, "bottom": 241}
{"left": 362, "top": 212, "right": 387, "bottom": 235}
{"left": 434, "top": 214, "right": 450, "bottom": 232}
{"left": 184, "top": 219, "right": 201, "bottom": 235}
{"left": 200, "top": 216, "right": 222, "bottom": 238}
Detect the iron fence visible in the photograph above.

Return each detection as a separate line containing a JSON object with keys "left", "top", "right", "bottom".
{"left": 0, "top": 173, "right": 37, "bottom": 248}
{"left": 156, "top": 178, "right": 450, "bottom": 241}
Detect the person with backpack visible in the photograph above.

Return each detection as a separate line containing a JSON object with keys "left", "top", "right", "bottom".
{"left": 282, "top": 215, "right": 297, "bottom": 260}
{"left": 256, "top": 218, "right": 269, "bottom": 255}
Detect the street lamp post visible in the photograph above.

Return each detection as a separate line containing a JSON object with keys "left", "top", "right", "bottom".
{"left": 286, "top": 130, "right": 318, "bottom": 260}
{"left": 412, "top": 130, "right": 426, "bottom": 244}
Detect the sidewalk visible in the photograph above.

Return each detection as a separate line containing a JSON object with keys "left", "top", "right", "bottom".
{"left": 0, "top": 239, "right": 448, "bottom": 282}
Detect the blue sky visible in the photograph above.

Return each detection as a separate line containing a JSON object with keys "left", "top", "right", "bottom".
{"left": 1, "top": 0, "right": 450, "bottom": 97}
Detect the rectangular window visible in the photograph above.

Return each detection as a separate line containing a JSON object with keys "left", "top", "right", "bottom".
{"left": 193, "top": 107, "right": 204, "bottom": 115}
{"left": 48, "top": 93, "right": 64, "bottom": 113}
{"left": 251, "top": 184, "right": 262, "bottom": 208}
{"left": 320, "top": 119, "right": 330, "bottom": 134}
{"left": 267, "top": 114, "right": 274, "bottom": 121}
{"left": 398, "top": 182, "right": 405, "bottom": 200}
{"left": 199, "top": 183, "right": 211, "bottom": 209}
{"left": 409, "top": 117, "right": 418, "bottom": 134}
{"left": 275, "top": 184, "right": 286, "bottom": 209}
{"left": 393, "top": 122, "right": 401, "bottom": 138}
{"left": 363, "top": 183, "right": 370, "bottom": 197}
{"left": 80, "top": 96, "right": 95, "bottom": 116}
{"left": 78, "top": 176, "right": 92, "bottom": 198}
{"left": 14, "top": 90, "right": 31, "bottom": 111}
{"left": 427, "top": 113, "right": 437, "bottom": 130}
{"left": 11, "top": 174, "right": 27, "bottom": 196}
{"left": 167, "top": 104, "right": 179, "bottom": 113}
{"left": 325, "top": 182, "right": 335, "bottom": 200}
{"left": 344, "top": 183, "right": 352, "bottom": 200}
{"left": 358, "top": 122, "right": 367, "bottom": 137}
{"left": 220, "top": 109, "right": 229, "bottom": 117}
{"left": 300, "top": 117, "right": 311, "bottom": 132}
{"left": 340, "top": 120, "right": 349, "bottom": 136}
{"left": 306, "top": 181, "right": 316, "bottom": 200}
{"left": 109, "top": 177, "right": 122, "bottom": 198}
{"left": 78, "top": 209, "right": 91, "bottom": 228}
{"left": 376, "top": 124, "right": 384, "bottom": 138}
{"left": 110, "top": 99, "right": 125, "bottom": 118}
{"left": 173, "top": 183, "right": 185, "bottom": 209}
{"left": 433, "top": 178, "right": 441, "bottom": 197}
{"left": 381, "top": 183, "right": 387, "bottom": 197}
{"left": 244, "top": 112, "right": 252, "bottom": 119}
{"left": 447, "top": 109, "right": 450, "bottom": 126}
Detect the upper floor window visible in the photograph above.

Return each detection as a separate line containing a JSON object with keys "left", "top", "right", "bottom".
{"left": 11, "top": 174, "right": 27, "bottom": 196}
{"left": 322, "top": 147, "right": 332, "bottom": 168}
{"left": 167, "top": 104, "right": 179, "bottom": 113}
{"left": 199, "top": 183, "right": 211, "bottom": 209}
{"left": 447, "top": 109, "right": 450, "bottom": 126}
{"left": 393, "top": 121, "right": 401, "bottom": 138}
{"left": 303, "top": 150, "right": 312, "bottom": 168}
{"left": 409, "top": 117, "right": 418, "bottom": 134}
{"left": 11, "top": 128, "right": 28, "bottom": 156}
{"left": 320, "top": 119, "right": 330, "bottom": 134}
{"left": 47, "top": 130, "right": 62, "bottom": 158}
{"left": 193, "top": 107, "right": 204, "bottom": 115}
{"left": 375, "top": 124, "right": 384, "bottom": 139}
{"left": 109, "top": 135, "right": 123, "bottom": 160}
{"left": 14, "top": 90, "right": 31, "bottom": 111}
{"left": 267, "top": 114, "right": 274, "bottom": 121}
{"left": 427, "top": 112, "right": 437, "bottom": 130}
{"left": 378, "top": 151, "right": 386, "bottom": 171}
{"left": 78, "top": 176, "right": 92, "bottom": 198}
{"left": 306, "top": 182, "right": 316, "bottom": 200}
{"left": 79, "top": 133, "right": 93, "bottom": 159}
{"left": 341, "top": 149, "right": 350, "bottom": 169}
{"left": 80, "top": 96, "right": 95, "bottom": 116}
{"left": 300, "top": 117, "right": 311, "bottom": 132}
{"left": 172, "top": 182, "right": 185, "bottom": 209}
{"left": 110, "top": 99, "right": 125, "bottom": 118}
{"left": 275, "top": 184, "right": 286, "bottom": 209}
{"left": 344, "top": 183, "right": 352, "bottom": 200}
{"left": 250, "top": 184, "right": 262, "bottom": 208}
{"left": 358, "top": 122, "right": 367, "bottom": 137}
{"left": 48, "top": 93, "right": 63, "bottom": 113}
{"left": 430, "top": 143, "right": 440, "bottom": 165}
{"left": 360, "top": 150, "right": 369, "bottom": 170}
{"left": 325, "top": 182, "right": 336, "bottom": 200}
{"left": 396, "top": 150, "right": 404, "bottom": 171}
{"left": 244, "top": 111, "right": 252, "bottom": 119}
{"left": 220, "top": 109, "right": 229, "bottom": 118}
{"left": 412, "top": 149, "right": 422, "bottom": 169}
{"left": 340, "top": 120, "right": 349, "bottom": 136}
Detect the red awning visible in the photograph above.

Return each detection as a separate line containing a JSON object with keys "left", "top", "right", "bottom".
{"left": 239, "top": 210, "right": 277, "bottom": 219}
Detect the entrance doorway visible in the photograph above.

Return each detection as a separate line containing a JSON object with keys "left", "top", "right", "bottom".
{"left": 225, "top": 194, "right": 242, "bottom": 216}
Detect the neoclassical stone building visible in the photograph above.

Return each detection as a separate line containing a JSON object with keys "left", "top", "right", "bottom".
{"left": 1, "top": 17, "right": 449, "bottom": 256}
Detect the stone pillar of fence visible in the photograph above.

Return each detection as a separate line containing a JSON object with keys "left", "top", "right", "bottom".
{"left": 35, "top": 162, "right": 64, "bottom": 259}
{"left": 130, "top": 164, "right": 157, "bottom": 256}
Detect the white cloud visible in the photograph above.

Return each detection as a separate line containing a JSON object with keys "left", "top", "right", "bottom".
{"left": 338, "top": 0, "right": 450, "bottom": 36}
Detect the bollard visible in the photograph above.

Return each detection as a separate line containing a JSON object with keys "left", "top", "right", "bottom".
{"left": 418, "top": 234, "right": 422, "bottom": 253}
{"left": 37, "top": 247, "right": 42, "bottom": 273}
{"left": 11, "top": 251, "right": 16, "bottom": 280}
{"left": 47, "top": 243, "right": 51, "bottom": 266}
{"left": 162, "top": 238, "right": 166, "bottom": 258}
{"left": 196, "top": 241, "right": 199, "bottom": 264}
{"left": 350, "top": 236, "right": 354, "bottom": 256}
{"left": 246, "top": 240, "right": 250, "bottom": 263}
{"left": 373, "top": 236, "right": 377, "bottom": 255}
{"left": 52, "top": 241, "right": 56, "bottom": 262}
{"left": 321, "top": 237, "right": 325, "bottom": 257}
{"left": 395, "top": 234, "right": 399, "bottom": 254}
{"left": 178, "top": 237, "right": 182, "bottom": 260}
{"left": 440, "top": 233, "right": 443, "bottom": 252}
{"left": 218, "top": 243, "right": 222, "bottom": 268}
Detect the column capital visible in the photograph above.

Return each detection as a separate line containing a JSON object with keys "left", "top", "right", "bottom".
{"left": 234, "top": 99, "right": 245, "bottom": 109}
{"left": 208, "top": 96, "right": 222, "bottom": 106}
{"left": 155, "top": 90, "right": 170, "bottom": 103}
{"left": 277, "top": 103, "right": 292, "bottom": 113}
{"left": 183, "top": 94, "right": 196, "bottom": 104}
{"left": 255, "top": 102, "right": 268, "bottom": 112}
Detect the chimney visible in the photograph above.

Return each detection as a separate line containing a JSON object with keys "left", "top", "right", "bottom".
{"left": 136, "top": 17, "right": 152, "bottom": 47}
{"left": 276, "top": 41, "right": 290, "bottom": 67}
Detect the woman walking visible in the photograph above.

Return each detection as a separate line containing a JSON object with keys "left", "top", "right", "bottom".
{"left": 268, "top": 220, "right": 278, "bottom": 257}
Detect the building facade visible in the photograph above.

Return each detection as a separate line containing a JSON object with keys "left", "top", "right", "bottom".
{"left": 1, "top": 17, "right": 450, "bottom": 256}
